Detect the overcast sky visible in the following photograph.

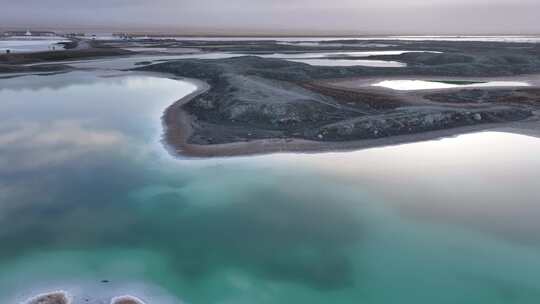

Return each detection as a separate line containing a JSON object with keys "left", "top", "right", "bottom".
{"left": 2, "top": 0, "right": 540, "bottom": 35}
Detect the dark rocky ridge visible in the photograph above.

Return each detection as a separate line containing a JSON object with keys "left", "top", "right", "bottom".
{"left": 0, "top": 48, "right": 133, "bottom": 65}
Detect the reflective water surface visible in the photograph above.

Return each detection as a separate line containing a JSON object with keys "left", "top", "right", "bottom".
{"left": 1, "top": 71, "right": 540, "bottom": 304}
{"left": 257, "top": 50, "right": 436, "bottom": 67}
{"left": 0, "top": 37, "right": 69, "bottom": 53}
{"left": 285, "top": 58, "right": 405, "bottom": 67}
{"left": 43, "top": 50, "right": 419, "bottom": 70}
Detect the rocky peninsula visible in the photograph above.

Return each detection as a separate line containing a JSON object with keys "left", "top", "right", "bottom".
{"left": 137, "top": 39, "right": 540, "bottom": 157}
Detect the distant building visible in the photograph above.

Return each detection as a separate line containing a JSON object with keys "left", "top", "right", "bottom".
{"left": 25, "top": 29, "right": 32, "bottom": 36}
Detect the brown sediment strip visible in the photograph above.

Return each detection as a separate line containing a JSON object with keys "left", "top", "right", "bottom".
{"left": 163, "top": 78, "right": 540, "bottom": 159}
{"left": 161, "top": 78, "right": 209, "bottom": 156}
{"left": 168, "top": 121, "right": 540, "bottom": 159}
{"left": 299, "top": 82, "right": 404, "bottom": 109}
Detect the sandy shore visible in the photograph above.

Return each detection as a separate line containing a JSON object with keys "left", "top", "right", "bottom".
{"left": 162, "top": 79, "right": 540, "bottom": 158}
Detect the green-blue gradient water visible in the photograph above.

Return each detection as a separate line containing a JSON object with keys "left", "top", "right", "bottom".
{"left": 1, "top": 70, "right": 540, "bottom": 303}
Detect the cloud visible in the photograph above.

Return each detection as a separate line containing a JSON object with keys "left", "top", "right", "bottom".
{"left": 1, "top": 0, "right": 539, "bottom": 34}
{"left": 0, "top": 120, "right": 127, "bottom": 173}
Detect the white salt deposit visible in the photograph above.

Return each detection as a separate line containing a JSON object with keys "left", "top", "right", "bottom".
{"left": 372, "top": 80, "right": 530, "bottom": 90}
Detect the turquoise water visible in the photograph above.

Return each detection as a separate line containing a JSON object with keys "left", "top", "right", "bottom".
{"left": 1, "top": 71, "right": 540, "bottom": 303}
